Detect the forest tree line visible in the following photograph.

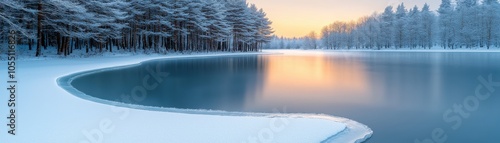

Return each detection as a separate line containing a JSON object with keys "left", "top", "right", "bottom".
{"left": 267, "top": 0, "right": 500, "bottom": 50}
{"left": 0, "top": 0, "right": 274, "bottom": 56}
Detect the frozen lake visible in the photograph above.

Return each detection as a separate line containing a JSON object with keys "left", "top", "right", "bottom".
{"left": 71, "top": 51, "right": 500, "bottom": 143}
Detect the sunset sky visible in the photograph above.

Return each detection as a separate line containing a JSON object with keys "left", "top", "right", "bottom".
{"left": 247, "top": 0, "right": 441, "bottom": 38}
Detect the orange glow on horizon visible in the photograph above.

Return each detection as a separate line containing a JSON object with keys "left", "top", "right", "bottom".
{"left": 247, "top": 0, "right": 441, "bottom": 38}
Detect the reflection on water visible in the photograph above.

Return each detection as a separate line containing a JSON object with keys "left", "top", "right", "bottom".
{"left": 253, "top": 55, "right": 372, "bottom": 110}
{"left": 71, "top": 52, "right": 500, "bottom": 143}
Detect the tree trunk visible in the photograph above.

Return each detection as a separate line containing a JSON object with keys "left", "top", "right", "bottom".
{"left": 35, "top": 1, "right": 42, "bottom": 57}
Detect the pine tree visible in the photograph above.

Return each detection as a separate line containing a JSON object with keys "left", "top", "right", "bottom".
{"left": 481, "top": 0, "right": 500, "bottom": 49}
{"left": 380, "top": 6, "right": 394, "bottom": 49}
{"left": 406, "top": 6, "right": 421, "bottom": 49}
{"left": 438, "top": 0, "right": 456, "bottom": 49}
{"left": 201, "top": 0, "right": 231, "bottom": 51}
{"left": 225, "top": 0, "right": 252, "bottom": 51}
{"left": 255, "top": 8, "right": 273, "bottom": 51}
{"left": 394, "top": 3, "right": 407, "bottom": 49}
{"left": 457, "top": 0, "right": 480, "bottom": 48}
{"left": 420, "top": 4, "right": 436, "bottom": 49}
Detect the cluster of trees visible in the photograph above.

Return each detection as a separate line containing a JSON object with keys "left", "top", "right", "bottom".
{"left": 439, "top": 0, "right": 500, "bottom": 49}
{"left": 319, "top": 3, "right": 438, "bottom": 50}
{"left": 267, "top": 0, "right": 500, "bottom": 50}
{"left": 320, "top": 0, "right": 500, "bottom": 50}
{"left": 0, "top": 0, "right": 273, "bottom": 56}
{"left": 263, "top": 36, "right": 306, "bottom": 49}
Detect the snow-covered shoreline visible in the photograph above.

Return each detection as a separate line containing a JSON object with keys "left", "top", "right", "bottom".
{"left": 0, "top": 50, "right": 371, "bottom": 143}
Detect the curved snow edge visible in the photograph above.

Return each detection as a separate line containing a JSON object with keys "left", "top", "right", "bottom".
{"left": 56, "top": 53, "right": 373, "bottom": 143}
{"left": 321, "top": 115, "right": 373, "bottom": 143}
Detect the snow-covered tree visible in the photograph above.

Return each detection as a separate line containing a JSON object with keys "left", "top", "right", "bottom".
{"left": 201, "top": 0, "right": 231, "bottom": 51}
{"left": 380, "top": 6, "right": 394, "bottom": 48}
{"left": 304, "top": 31, "right": 318, "bottom": 49}
{"left": 312, "top": 1, "right": 500, "bottom": 50}
{"left": 254, "top": 7, "right": 273, "bottom": 51}
{"left": 420, "top": 4, "right": 436, "bottom": 49}
{"left": 438, "top": 0, "right": 456, "bottom": 49}
{"left": 225, "top": 0, "right": 253, "bottom": 51}
{"left": 394, "top": 3, "right": 407, "bottom": 48}
{"left": 0, "top": 0, "right": 273, "bottom": 56}
{"left": 406, "top": 6, "right": 421, "bottom": 49}
{"left": 481, "top": 0, "right": 500, "bottom": 48}
{"left": 456, "top": 0, "right": 480, "bottom": 48}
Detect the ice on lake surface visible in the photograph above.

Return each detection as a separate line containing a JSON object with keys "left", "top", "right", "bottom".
{"left": 71, "top": 51, "right": 500, "bottom": 143}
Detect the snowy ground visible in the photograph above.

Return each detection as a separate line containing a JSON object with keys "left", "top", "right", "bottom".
{"left": 0, "top": 47, "right": 372, "bottom": 143}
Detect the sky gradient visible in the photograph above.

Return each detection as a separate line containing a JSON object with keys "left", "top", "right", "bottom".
{"left": 247, "top": 0, "right": 441, "bottom": 38}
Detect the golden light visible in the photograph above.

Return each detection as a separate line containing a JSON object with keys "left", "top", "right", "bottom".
{"left": 247, "top": 0, "right": 441, "bottom": 38}
{"left": 251, "top": 54, "right": 373, "bottom": 106}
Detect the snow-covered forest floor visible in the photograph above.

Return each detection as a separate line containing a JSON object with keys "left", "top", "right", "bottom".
{"left": 0, "top": 44, "right": 260, "bottom": 61}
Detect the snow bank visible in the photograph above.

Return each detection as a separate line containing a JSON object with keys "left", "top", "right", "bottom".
{"left": 0, "top": 50, "right": 371, "bottom": 143}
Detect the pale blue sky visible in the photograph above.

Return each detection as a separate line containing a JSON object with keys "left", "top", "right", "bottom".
{"left": 247, "top": 0, "right": 441, "bottom": 37}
